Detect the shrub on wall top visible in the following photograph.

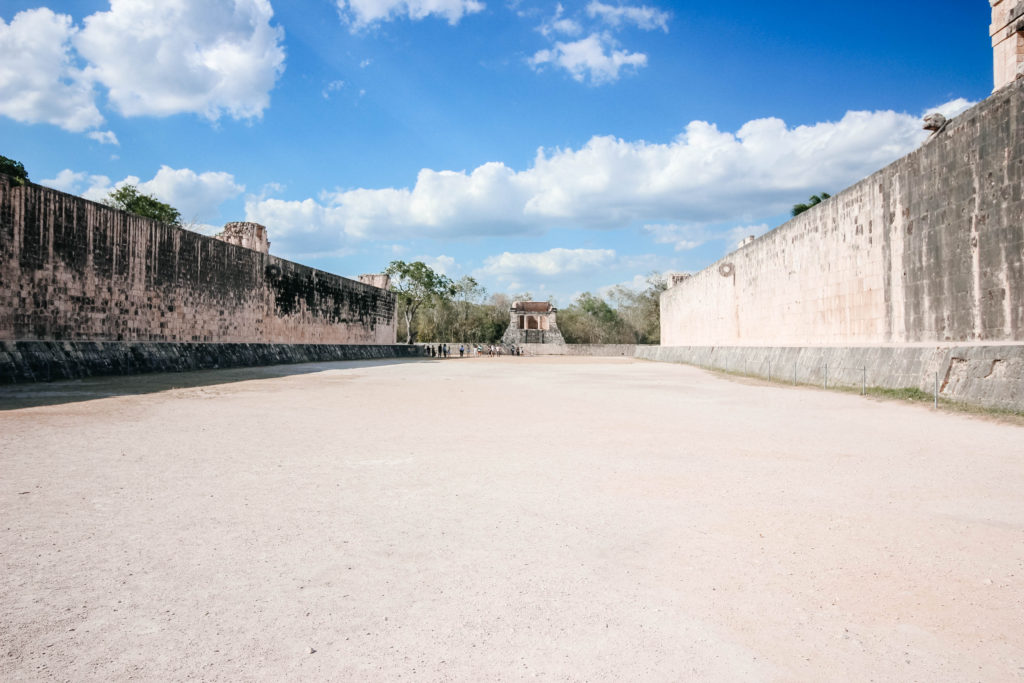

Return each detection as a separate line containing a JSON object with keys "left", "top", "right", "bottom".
{"left": 0, "top": 155, "right": 29, "bottom": 186}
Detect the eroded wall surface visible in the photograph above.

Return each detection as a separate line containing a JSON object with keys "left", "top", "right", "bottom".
{"left": 0, "top": 341, "right": 422, "bottom": 383}
{"left": 636, "top": 345, "right": 1024, "bottom": 411}
{"left": 517, "top": 343, "right": 641, "bottom": 356}
{"left": 661, "top": 80, "right": 1024, "bottom": 347}
{"left": 0, "top": 178, "right": 396, "bottom": 345}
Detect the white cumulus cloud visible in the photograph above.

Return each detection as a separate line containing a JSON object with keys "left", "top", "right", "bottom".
{"left": 0, "top": 8, "right": 102, "bottom": 133}
{"left": 529, "top": 2, "right": 667, "bottom": 84}
{"left": 586, "top": 1, "right": 669, "bottom": 31}
{"left": 420, "top": 254, "right": 457, "bottom": 275}
{"left": 136, "top": 166, "right": 245, "bottom": 223}
{"left": 40, "top": 169, "right": 89, "bottom": 193}
{"left": 41, "top": 166, "right": 244, "bottom": 225}
{"left": 75, "top": 0, "right": 285, "bottom": 120}
{"left": 925, "top": 97, "right": 974, "bottom": 120}
{"left": 241, "top": 99, "right": 972, "bottom": 256}
{"left": 87, "top": 130, "right": 119, "bottom": 145}
{"left": 338, "top": 0, "right": 484, "bottom": 28}
{"left": 475, "top": 248, "right": 617, "bottom": 279}
{"left": 79, "top": 174, "right": 132, "bottom": 202}
{"left": 530, "top": 32, "right": 646, "bottom": 84}
{"left": 644, "top": 223, "right": 771, "bottom": 252}
{"left": 539, "top": 4, "right": 582, "bottom": 37}
{"left": 0, "top": 1, "right": 285, "bottom": 139}
{"left": 643, "top": 223, "right": 710, "bottom": 251}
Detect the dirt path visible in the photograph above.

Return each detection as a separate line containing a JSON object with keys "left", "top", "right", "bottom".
{"left": 1, "top": 357, "right": 1021, "bottom": 681}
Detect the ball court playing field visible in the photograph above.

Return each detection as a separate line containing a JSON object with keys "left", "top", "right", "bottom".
{"left": 1, "top": 357, "right": 1021, "bottom": 680}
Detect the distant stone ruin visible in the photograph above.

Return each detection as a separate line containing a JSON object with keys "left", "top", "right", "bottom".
{"left": 358, "top": 274, "right": 392, "bottom": 290}
{"left": 501, "top": 301, "right": 566, "bottom": 346}
{"left": 991, "top": 0, "right": 1024, "bottom": 90}
{"left": 215, "top": 221, "right": 270, "bottom": 253}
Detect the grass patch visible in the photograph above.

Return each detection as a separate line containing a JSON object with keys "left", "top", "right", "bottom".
{"left": 701, "top": 365, "right": 1024, "bottom": 424}
{"left": 854, "top": 386, "right": 1023, "bottom": 422}
{"left": 863, "top": 386, "right": 934, "bottom": 402}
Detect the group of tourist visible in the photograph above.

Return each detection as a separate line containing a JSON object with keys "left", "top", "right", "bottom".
{"left": 483, "top": 345, "right": 523, "bottom": 357}
{"left": 426, "top": 344, "right": 461, "bottom": 358}
{"left": 424, "top": 344, "right": 525, "bottom": 358}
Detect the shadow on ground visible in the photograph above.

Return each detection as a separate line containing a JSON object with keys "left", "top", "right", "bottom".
{"left": 0, "top": 358, "right": 426, "bottom": 411}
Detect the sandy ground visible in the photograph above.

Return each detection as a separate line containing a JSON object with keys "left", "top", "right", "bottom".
{"left": 1, "top": 356, "right": 1022, "bottom": 681}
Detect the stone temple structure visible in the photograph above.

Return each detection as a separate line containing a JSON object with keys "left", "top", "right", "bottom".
{"left": 991, "top": 0, "right": 1024, "bottom": 91}
{"left": 501, "top": 301, "right": 566, "bottom": 346}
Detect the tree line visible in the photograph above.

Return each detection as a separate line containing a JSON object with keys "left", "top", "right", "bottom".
{"left": 385, "top": 260, "right": 666, "bottom": 345}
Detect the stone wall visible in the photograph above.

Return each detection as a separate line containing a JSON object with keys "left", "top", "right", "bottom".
{"left": 411, "top": 342, "right": 642, "bottom": 357}
{"left": 0, "top": 176, "right": 396, "bottom": 346}
{"left": 518, "top": 343, "right": 643, "bottom": 356}
{"left": 1, "top": 341, "right": 425, "bottom": 384}
{"left": 660, "top": 80, "right": 1024, "bottom": 347}
{"left": 636, "top": 345, "right": 1024, "bottom": 412}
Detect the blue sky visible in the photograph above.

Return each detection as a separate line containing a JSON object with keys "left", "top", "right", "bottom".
{"left": 0, "top": 0, "right": 992, "bottom": 304}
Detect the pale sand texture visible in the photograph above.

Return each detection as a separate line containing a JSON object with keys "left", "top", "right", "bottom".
{"left": 1, "top": 357, "right": 1022, "bottom": 681}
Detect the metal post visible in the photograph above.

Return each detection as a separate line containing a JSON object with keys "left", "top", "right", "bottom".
{"left": 934, "top": 372, "right": 939, "bottom": 409}
{"left": 862, "top": 366, "right": 866, "bottom": 395}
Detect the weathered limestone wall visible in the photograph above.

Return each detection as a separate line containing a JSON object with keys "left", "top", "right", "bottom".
{"left": 411, "top": 342, "right": 642, "bottom": 357}
{"left": 0, "top": 176, "right": 396, "bottom": 346}
{"left": 636, "top": 345, "right": 1024, "bottom": 411}
{"left": 519, "top": 343, "right": 643, "bottom": 356}
{"left": 0, "top": 341, "right": 424, "bottom": 383}
{"left": 661, "top": 80, "right": 1024, "bottom": 347}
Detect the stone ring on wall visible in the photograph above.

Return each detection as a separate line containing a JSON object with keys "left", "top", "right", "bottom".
{"left": 265, "top": 263, "right": 283, "bottom": 280}
{"left": 718, "top": 262, "right": 735, "bottom": 277}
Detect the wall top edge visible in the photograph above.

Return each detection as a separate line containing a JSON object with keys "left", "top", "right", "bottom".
{"left": 664, "top": 79, "right": 1021, "bottom": 291}
{"left": 0, "top": 174, "right": 383, "bottom": 294}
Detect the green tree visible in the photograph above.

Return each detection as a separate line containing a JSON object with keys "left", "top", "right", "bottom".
{"left": 559, "top": 292, "right": 633, "bottom": 344}
{"left": 791, "top": 192, "right": 831, "bottom": 217}
{"left": 607, "top": 272, "right": 667, "bottom": 344}
{"left": 0, "top": 155, "right": 29, "bottom": 186}
{"left": 104, "top": 185, "right": 182, "bottom": 225}
{"left": 451, "top": 276, "right": 485, "bottom": 340}
{"left": 385, "top": 260, "right": 455, "bottom": 344}
{"left": 556, "top": 274, "right": 667, "bottom": 345}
